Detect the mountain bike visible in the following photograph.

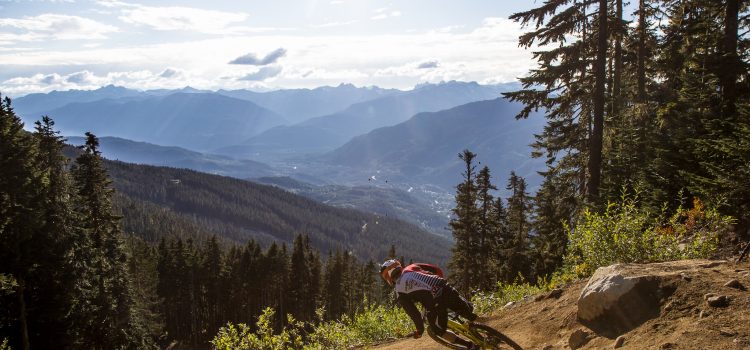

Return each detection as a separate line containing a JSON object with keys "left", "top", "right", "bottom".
{"left": 423, "top": 312, "right": 524, "bottom": 350}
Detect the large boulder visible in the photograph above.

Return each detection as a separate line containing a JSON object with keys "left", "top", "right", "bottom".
{"left": 577, "top": 263, "right": 681, "bottom": 337}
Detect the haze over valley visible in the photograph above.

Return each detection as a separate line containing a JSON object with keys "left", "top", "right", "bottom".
{"left": 17, "top": 81, "right": 545, "bottom": 237}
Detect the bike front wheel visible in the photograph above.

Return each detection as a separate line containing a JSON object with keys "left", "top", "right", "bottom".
{"left": 468, "top": 323, "right": 524, "bottom": 350}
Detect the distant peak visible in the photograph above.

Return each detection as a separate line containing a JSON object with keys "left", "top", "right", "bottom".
{"left": 99, "top": 84, "right": 126, "bottom": 91}
{"left": 413, "top": 80, "right": 480, "bottom": 90}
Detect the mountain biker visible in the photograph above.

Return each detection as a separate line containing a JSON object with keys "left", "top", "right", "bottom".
{"left": 380, "top": 259, "right": 480, "bottom": 350}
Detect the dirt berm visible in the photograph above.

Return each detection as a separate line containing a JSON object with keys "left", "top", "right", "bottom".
{"left": 372, "top": 259, "right": 750, "bottom": 350}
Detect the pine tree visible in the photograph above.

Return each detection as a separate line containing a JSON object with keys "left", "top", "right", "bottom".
{"left": 530, "top": 171, "right": 576, "bottom": 278}
{"left": 491, "top": 195, "right": 512, "bottom": 284}
{"left": 28, "top": 116, "right": 80, "bottom": 349}
{"left": 323, "top": 250, "right": 344, "bottom": 320}
{"left": 504, "top": 0, "right": 601, "bottom": 207}
{"left": 289, "top": 234, "right": 318, "bottom": 322}
{"left": 71, "top": 132, "right": 153, "bottom": 349}
{"left": 475, "top": 166, "right": 498, "bottom": 291}
{"left": 448, "top": 150, "right": 480, "bottom": 294}
{"left": 504, "top": 172, "right": 532, "bottom": 283}
{"left": 201, "top": 236, "right": 224, "bottom": 340}
{"left": 0, "top": 95, "right": 40, "bottom": 350}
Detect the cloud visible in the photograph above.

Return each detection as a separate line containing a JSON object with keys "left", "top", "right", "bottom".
{"left": 66, "top": 71, "right": 96, "bottom": 84}
{"left": 100, "top": 1, "right": 249, "bottom": 33}
{"left": 312, "top": 20, "right": 358, "bottom": 28}
{"left": 1, "top": 69, "right": 199, "bottom": 96}
{"left": 238, "top": 66, "right": 283, "bottom": 81}
{"left": 0, "top": 14, "right": 118, "bottom": 43}
{"left": 371, "top": 8, "right": 402, "bottom": 21}
{"left": 417, "top": 61, "right": 439, "bottom": 69}
{"left": 229, "top": 48, "right": 286, "bottom": 66}
{"left": 159, "top": 68, "right": 181, "bottom": 78}
{"left": 0, "top": 17, "right": 531, "bottom": 95}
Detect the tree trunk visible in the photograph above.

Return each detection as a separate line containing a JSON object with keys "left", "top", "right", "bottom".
{"left": 721, "top": 0, "right": 740, "bottom": 116}
{"left": 637, "top": 0, "right": 647, "bottom": 102}
{"left": 613, "top": 0, "right": 623, "bottom": 114}
{"left": 17, "top": 280, "right": 31, "bottom": 350}
{"left": 588, "top": 0, "right": 608, "bottom": 203}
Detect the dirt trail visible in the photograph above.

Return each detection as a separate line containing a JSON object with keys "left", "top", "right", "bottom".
{"left": 373, "top": 259, "right": 750, "bottom": 350}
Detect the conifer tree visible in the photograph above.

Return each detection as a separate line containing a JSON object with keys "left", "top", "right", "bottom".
{"left": 475, "top": 166, "right": 498, "bottom": 291}
{"left": 323, "top": 250, "right": 344, "bottom": 320}
{"left": 71, "top": 132, "right": 153, "bottom": 349}
{"left": 530, "top": 172, "right": 576, "bottom": 278}
{"left": 504, "top": 172, "right": 532, "bottom": 282}
{"left": 0, "top": 95, "right": 40, "bottom": 350}
{"left": 289, "top": 234, "right": 319, "bottom": 322}
{"left": 448, "top": 150, "right": 480, "bottom": 294}
{"left": 28, "top": 116, "right": 80, "bottom": 349}
{"left": 491, "top": 195, "right": 512, "bottom": 284}
{"left": 504, "top": 0, "right": 601, "bottom": 206}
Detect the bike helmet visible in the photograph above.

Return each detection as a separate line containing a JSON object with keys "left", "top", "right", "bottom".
{"left": 380, "top": 259, "right": 402, "bottom": 285}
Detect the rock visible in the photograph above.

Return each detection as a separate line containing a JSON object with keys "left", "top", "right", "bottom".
{"left": 542, "top": 345, "right": 553, "bottom": 350}
{"left": 534, "top": 294, "right": 545, "bottom": 302}
{"left": 504, "top": 301, "right": 516, "bottom": 309}
{"left": 724, "top": 279, "right": 747, "bottom": 290}
{"left": 720, "top": 328, "right": 736, "bottom": 337}
{"left": 699, "top": 310, "right": 710, "bottom": 318}
{"left": 699, "top": 261, "right": 727, "bottom": 268}
{"left": 660, "top": 343, "right": 675, "bottom": 349}
{"left": 614, "top": 335, "right": 626, "bottom": 348}
{"left": 577, "top": 264, "right": 677, "bottom": 336}
{"left": 547, "top": 288, "right": 564, "bottom": 299}
{"left": 703, "top": 293, "right": 717, "bottom": 300}
{"left": 680, "top": 273, "right": 692, "bottom": 282}
{"left": 568, "top": 329, "right": 591, "bottom": 350}
{"left": 663, "top": 301, "right": 674, "bottom": 312}
{"left": 706, "top": 295, "right": 730, "bottom": 307}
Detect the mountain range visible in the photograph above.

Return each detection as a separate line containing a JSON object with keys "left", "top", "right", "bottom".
{"left": 218, "top": 81, "right": 517, "bottom": 161}
{"left": 105, "top": 160, "right": 452, "bottom": 264}
{"left": 299, "top": 98, "right": 547, "bottom": 191}
{"left": 34, "top": 92, "right": 286, "bottom": 151}
{"left": 217, "top": 83, "right": 399, "bottom": 124}
{"left": 67, "top": 136, "right": 277, "bottom": 179}
{"left": 16, "top": 81, "right": 543, "bottom": 236}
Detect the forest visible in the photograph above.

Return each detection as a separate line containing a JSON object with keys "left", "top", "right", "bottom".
{"left": 2, "top": 0, "right": 750, "bottom": 349}
{"left": 445, "top": 0, "right": 749, "bottom": 295}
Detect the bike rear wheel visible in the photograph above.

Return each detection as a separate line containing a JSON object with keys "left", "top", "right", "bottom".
{"left": 468, "top": 323, "right": 523, "bottom": 350}
{"left": 426, "top": 326, "right": 465, "bottom": 349}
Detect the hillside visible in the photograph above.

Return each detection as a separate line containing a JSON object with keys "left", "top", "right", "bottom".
{"left": 28, "top": 92, "right": 287, "bottom": 152}
{"left": 254, "top": 176, "right": 452, "bottom": 237}
{"left": 104, "top": 160, "right": 453, "bottom": 264}
{"left": 320, "top": 98, "right": 546, "bottom": 191}
{"left": 217, "top": 84, "right": 399, "bottom": 124}
{"left": 67, "top": 136, "right": 277, "bottom": 179}
{"left": 374, "top": 259, "right": 750, "bottom": 350}
{"left": 219, "top": 81, "right": 515, "bottom": 160}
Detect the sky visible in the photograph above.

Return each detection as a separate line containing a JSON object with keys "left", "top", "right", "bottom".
{"left": 0, "top": 0, "right": 541, "bottom": 97}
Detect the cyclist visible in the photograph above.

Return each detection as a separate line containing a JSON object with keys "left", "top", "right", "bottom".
{"left": 380, "top": 259, "right": 480, "bottom": 350}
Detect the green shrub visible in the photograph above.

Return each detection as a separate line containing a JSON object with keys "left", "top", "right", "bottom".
{"left": 212, "top": 302, "right": 412, "bottom": 350}
{"left": 564, "top": 195, "right": 732, "bottom": 277}
{"left": 305, "top": 304, "right": 412, "bottom": 350}
{"left": 472, "top": 280, "right": 547, "bottom": 315}
{"left": 212, "top": 308, "right": 303, "bottom": 350}
{"left": 0, "top": 338, "right": 9, "bottom": 350}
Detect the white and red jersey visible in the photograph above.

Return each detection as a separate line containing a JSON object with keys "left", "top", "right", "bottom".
{"left": 394, "top": 263, "right": 446, "bottom": 298}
